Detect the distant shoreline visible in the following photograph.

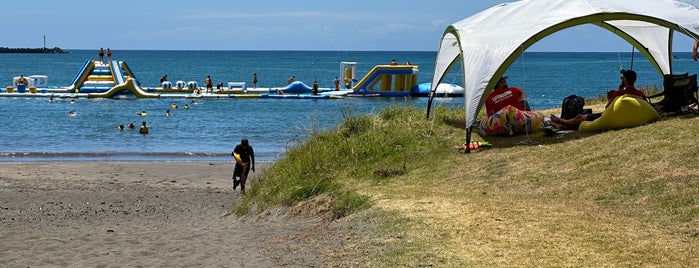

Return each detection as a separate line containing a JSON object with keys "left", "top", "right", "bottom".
{"left": 0, "top": 47, "right": 67, "bottom": 54}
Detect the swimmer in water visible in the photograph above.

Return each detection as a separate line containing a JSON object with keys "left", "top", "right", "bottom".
{"left": 69, "top": 110, "right": 77, "bottom": 116}
{"left": 139, "top": 121, "right": 149, "bottom": 134}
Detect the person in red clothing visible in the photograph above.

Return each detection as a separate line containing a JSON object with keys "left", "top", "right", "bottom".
{"left": 484, "top": 76, "right": 531, "bottom": 116}
{"left": 480, "top": 76, "right": 545, "bottom": 136}
{"left": 551, "top": 69, "right": 647, "bottom": 130}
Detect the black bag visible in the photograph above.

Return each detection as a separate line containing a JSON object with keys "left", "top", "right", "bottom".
{"left": 561, "top": 95, "right": 586, "bottom": 119}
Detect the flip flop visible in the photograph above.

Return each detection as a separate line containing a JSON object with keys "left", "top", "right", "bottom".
{"left": 543, "top": 126, "right": 559, "bottom": 136}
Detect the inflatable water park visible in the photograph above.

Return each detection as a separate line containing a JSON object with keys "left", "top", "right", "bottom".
{"left": 1, "top": 60, "right": 463, "bottom": 99}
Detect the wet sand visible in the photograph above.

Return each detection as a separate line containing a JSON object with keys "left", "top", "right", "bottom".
{"left": 0, "top": 162, "right": 335, "bottom": 267}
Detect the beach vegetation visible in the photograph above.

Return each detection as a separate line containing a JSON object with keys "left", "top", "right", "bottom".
{"left": 233, "top": 94, "right": 699, "bottom": 266}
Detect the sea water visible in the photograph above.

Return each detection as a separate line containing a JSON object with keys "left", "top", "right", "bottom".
{"left": 1, "top": 50, "right": 697, "bottom": 162}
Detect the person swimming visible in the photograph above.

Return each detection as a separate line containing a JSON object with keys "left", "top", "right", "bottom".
{"left": 138, "top": 110, "right": 147, "bottom": 116}
{"left": 139, "top": 121, "right": 149, "bottom": 134}
{"left": 69, "top": 110, "right": 76, "bottom": 117}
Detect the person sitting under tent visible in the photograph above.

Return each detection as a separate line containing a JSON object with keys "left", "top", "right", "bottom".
{"left": 550, "top": 69, "right": 653, "bottom": 131}
{"left": 479, "top": 76, "right": 545, "bottom": 135}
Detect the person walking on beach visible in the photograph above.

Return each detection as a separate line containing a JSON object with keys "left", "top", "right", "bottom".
{"left": 98, "top": 48, "right": 104, "bottom": 63}
{"left": 205, "top": 75, "right": 213, "bottom": 94}
{"left": 253, "top": 73, "right": 258, "bottom": 89}
{"left": 334, "top": 77, "right": 340, "bottom": 91}
{"left": 231, "top": 138, "right": 255, "bottom": 194}
{"left": 107, "top": 48, "right": 112, "bottom": 62}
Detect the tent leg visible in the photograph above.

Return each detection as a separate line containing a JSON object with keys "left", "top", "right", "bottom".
{"left": 426, "top": 92, "right": 434, "bottom": 120}
{"left": 465, "top": 127, "right": 473, "bottom": 153}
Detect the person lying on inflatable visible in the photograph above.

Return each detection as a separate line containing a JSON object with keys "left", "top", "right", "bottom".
{"left": 550, "top": 69, "right": 658, "bottom": 131}
{"left": 479, "top": 76, "right": 546, "bottom": 135}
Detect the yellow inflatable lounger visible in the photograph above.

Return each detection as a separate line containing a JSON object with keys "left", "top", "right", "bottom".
{"left": 479, "top": 105, "right": 545, "bottom": 136}
{"left": 578, "top": 94, "right": 658, "bottom": 132}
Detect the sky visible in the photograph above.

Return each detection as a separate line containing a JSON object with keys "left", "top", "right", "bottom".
{"left": 4, "top": 0, "right": 696, "bottom": 52}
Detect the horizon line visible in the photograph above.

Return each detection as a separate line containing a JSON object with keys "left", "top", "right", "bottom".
{"left": 50, "top": 49, "right": 697, "bottom": 53}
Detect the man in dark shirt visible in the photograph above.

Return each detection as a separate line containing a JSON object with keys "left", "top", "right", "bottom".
{"left": 231, "top": 138, "right": 255, "bottom": 194}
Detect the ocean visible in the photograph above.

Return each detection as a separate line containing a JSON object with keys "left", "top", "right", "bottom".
{"left": 1, "top": 50, "right": 697, "bottom": 162}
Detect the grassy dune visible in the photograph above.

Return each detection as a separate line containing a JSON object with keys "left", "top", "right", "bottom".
{"left": 235, "top": 98, "right": 699, "bottom": 266}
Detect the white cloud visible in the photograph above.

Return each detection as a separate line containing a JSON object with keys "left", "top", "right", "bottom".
{"left": 359, "top": 23, "right": 412, "bottom": 36}
{"left": 177, "top": 11, "right": 332, "bottom": 20}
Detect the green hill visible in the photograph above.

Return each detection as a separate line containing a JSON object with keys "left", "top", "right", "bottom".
{"left": 233, "top": 102, "right": 699, "bottom": 266}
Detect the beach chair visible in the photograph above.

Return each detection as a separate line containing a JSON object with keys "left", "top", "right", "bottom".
{"left": 648, "top": 73, "right": 699, "bottom": 114}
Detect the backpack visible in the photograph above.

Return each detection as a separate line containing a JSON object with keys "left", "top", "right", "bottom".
{"left": 561, "top": 95, "right": 585, "bottom": 119}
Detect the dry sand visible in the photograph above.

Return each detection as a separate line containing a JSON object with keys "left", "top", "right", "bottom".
{"left": 0, "top": 162, "right": 354, "bottom": 267}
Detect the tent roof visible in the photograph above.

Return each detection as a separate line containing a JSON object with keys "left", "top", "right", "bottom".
{"left": 429, "top": 0, "right": 699, "bottom": 136}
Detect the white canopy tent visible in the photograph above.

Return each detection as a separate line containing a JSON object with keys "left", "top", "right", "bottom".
{"left": 427, "top": 0, "right": 699, "bottom": 150}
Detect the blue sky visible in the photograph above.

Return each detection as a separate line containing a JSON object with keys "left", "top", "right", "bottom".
{"left": 5, "top": 0, "right": 695, "bottom": 51}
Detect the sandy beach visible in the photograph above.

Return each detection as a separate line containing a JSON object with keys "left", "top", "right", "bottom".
{"left": 0, "top": 162, "right": 345, "bottom": 267}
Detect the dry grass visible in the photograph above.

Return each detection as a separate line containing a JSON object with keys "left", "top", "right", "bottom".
{"left": 348, "top": 104, "right": 699, "bottom": 266}
{"left": 245, "top": 95, "right": 699, "bottom": 266}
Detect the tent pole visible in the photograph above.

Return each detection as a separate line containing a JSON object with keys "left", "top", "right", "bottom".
{"left": 426, "top": 91, "right": 434, "bottom": 119}
{"left": 630, "top": 46, "right": 635, "bottom": 70}
{"left": 465, "top": 127, "right": 472, "bottom": 153}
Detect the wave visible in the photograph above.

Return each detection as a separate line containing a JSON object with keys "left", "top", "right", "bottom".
{"left": 0, "top": 151, "right": 280, "bottom": 162}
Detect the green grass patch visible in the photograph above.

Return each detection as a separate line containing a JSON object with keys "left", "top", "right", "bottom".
{"left": 231, "top": 97, "right": 699, "bottom": 266}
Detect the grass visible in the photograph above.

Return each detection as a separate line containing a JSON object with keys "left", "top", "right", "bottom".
{"left": 232, "top": 95, "right": 699, "bottom": 266}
